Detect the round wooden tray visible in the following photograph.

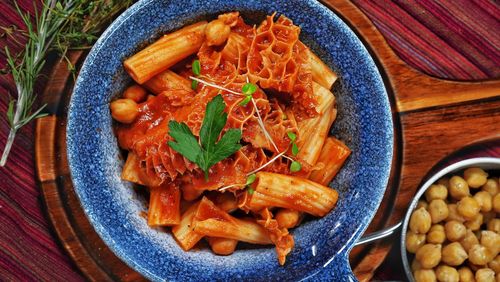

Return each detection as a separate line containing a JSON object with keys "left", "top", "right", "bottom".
{"left": 34, "top": 0, "right": 500, "bottom": 281}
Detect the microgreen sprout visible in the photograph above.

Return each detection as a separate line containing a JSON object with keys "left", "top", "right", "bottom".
{"left": 292, "top": 143, "right": 299, "bottom": 156}
{"left": 246, "top": 174, "right": 257, "bottom": 186}
{"left": 239, "top": 95, "right": 252, "bottom": 106}
{"left": 192, "top": 59, "right": 201, "bottom": 76}
{"left": 290, "top": 161, "right": 302, "bottom": 172}
{"left": 287, "top": 131, "right": 299, "bottom": 157}
{"left": 242, "top": 83, "right": 257, "bottom": 96}
{"left": 191, "top": 79, "right": 198, "bottom": 90}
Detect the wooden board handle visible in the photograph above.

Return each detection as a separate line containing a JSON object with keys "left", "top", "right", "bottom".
{"left": 323, "top": 0, "right": 500, "bottom": 113}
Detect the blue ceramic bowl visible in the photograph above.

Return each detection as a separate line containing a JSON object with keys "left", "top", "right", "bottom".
{"left": 67, "top": 0, "right": 393, "bottom": 281}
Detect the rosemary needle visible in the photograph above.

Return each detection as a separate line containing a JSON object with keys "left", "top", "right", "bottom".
{"left": 1, "top": 0, "right": 133, "bottom": 166}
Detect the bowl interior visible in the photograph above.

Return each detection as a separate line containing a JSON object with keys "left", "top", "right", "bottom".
{"left": 400, "top": 157, "right": 500, "bottom": 281}
{"left": 67, "top": 0, "right": 393, "bottom": 280}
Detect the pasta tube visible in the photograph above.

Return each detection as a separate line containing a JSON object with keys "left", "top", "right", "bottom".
{"left": 147, "top": 183, "right": 181, "bottom": 226}
{"left": 243, "top": 172, "right": 338, "bottom": 217}
{"left": 143, "top": 70, "right": 192, "bottom": 94}
{"left": 297, "top": 105, "right": 334, "bottom": 166}
{"left": 194, "top": 218, "right": 272, "bottom": 245}
{"left": 309, "top": 137, "right": 351, "bottom": 186}
{"left": 121, "top": 152, "right": 145, "bottom": 185}
{"left": 192, "top": 197, "right": 272, "bottom": 245}
{"left": 172, "top": 202, "right": 203, "bottom": 251}
{"left": 124, "top": 21, "right": 207, "bottom": 84}
{"left": 309, "top": 50, "right": 337, "bottom": 89}
{"left": 297, "top": 82, "right": 334, "bottom": 138}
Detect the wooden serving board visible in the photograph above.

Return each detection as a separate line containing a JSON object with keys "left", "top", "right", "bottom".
{"left": 34, "top": 0, "right": 500, "bottom": 281}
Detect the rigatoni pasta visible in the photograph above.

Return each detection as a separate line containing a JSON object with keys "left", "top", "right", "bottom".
{"left": 124, "top": 21, "right": 207, "bottom": 84}
{"left": 310, "top": 137, "right": 351, "bottom": 185}
{"left": 241, "top": 172, "right": 338, "bottom": 217}
{"left": 111, "top": 11, "right": 350, "bottom": 265}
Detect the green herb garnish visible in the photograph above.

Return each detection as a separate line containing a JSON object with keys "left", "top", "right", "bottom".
{"left": 168, "top": 95, "right": 242, "bottom": 180}
{"left": 287, "top": 131, "right": 299, "bottom": 156}
{"left": 246, "top": 174, "right": 257, "bottom": 186}
{"left": 239, "top": 95, "right": 252, "bottom": 106}
{"left": 290, "top": 161, "right": 302, "bottom": 172}
{"left": 192, "top": 59, "right": 201, "bottom": 76}
{"left": 292, "top": 143, "right": 299, "bottom": 156}
{"left": 247, "top": 188, "right": 255, "bottom": 195}
{"left": 191, "top": 80, "right": 198, "bottom": 90}
{"left": 0, "top": 0, "right": 133, "bottom": 166}
{"left": 242, "top": 82, "right": 257, "bottom": 95}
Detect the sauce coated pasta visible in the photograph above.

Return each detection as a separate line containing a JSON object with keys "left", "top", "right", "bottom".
{"left": 111, "top": 12, "right": 350, "bottom": 265}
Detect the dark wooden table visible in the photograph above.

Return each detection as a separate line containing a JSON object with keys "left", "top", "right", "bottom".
{"left": 0, "top": 0, "right": 498, "bottom": 281}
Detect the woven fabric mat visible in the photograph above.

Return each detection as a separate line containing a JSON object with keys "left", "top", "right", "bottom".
{"left": 0, "top": 1, "right": 498, "bottom": 280}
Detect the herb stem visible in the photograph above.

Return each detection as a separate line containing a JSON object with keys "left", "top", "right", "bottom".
{"left": 189, "top": 76, "right": 243, "bottom": 96}
{"left": 251, "top": 98, "right": 279, "bottom": 153}
{"left": 218, "top": 183, "right": 245, "bottom": 192}
{"left": 0, "top": 128, "right": 17, "bottom": 166}
{"left": 247, "top": 150, "right": 286, "bottom": 175}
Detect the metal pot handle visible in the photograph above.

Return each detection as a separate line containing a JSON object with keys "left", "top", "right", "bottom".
{"left": 354, "top": 221, "right": 402, "bottom": 246}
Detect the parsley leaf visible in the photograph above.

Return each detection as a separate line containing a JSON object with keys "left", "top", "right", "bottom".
{"left": 167, "top": 121, "right": 202, "bottom": 163}
{"left": 168, "top": 94, "right": 242, "bottom": 180}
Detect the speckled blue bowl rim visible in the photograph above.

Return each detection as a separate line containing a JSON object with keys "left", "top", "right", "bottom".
{"left": 67, "top": 0, "right": 393, "bottom": 281}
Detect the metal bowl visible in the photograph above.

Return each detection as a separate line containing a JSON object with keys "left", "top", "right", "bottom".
{"left": 400, "top": 157, "right": 500, "bottom": 281}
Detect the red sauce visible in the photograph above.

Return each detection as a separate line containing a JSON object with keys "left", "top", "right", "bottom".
{"left": 116, "top": 13, "right": 316, "bottom": 188}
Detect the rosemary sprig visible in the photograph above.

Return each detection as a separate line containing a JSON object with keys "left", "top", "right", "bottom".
{"left": 1, "top": 0, "right": 133, "bottom": 166}
{"left": 1, "top": 1, "right": 74, "bottom": 166}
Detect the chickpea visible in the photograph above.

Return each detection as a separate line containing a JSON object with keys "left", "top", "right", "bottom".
{"left": 488, "top": 255, "right": 500, "bottom": 273}
{"left": 426, "top": 184, "right": 448, "bottom": 202}
{"left": 464, "top": 168, "right": 489, "bottom": 189}
{"left": 480, "top": 231, "right": 500, "bottom": 257}
{"left": 412, "top": 259, "right": 423, "bottom": 272}
{"left": 445, "top": 221, "right": 467, "bottom": 242}
{"left": 436, "top": 265, "right": 459, "bottom": 282}
{"left": 276, "top": 209, "right": 300, "bottom": 229}
{"left": 476, "top": 268, "right": 495, "bottom": 282}
{"left": 429, "top": 199, "right": 449, "bottom": 223}
{"left": 110, "top": 99, "right": 139, "bottom": 124}
{"left": 493, "top": 194, "right": 500, "bottom": 213}
{"left": 207, "top": 237, "right": 238, "bottom": 255}
{"left": 414, "top": 269, "right": 438, "bottom": 282}
{"left": 487, "top": 219, "right": 500, "bottom": 233}
{"left": 447, "top": 204, "right": 466, "bottom": 223}
{"left": 411, "top": 207, "right": 433, "bottom": 234}
{"left": 469, "top": 244, "right": 493, "bottom": 266}
{"left": 428, "top": 224, "right": 446, "bottom": 244}
{"left": 430, "top": 199, "right": 450, "bottom": 224}
{"left": 458, "top": 266, "right": 475, "bottom": 282}
{"left": 482, "top": 178, "right": 499, "bottom": 196}
{"left": 460, "top": 230, "right": 480, "bottom": 253}
{"left": 123, "top": 85, "right": 147, "bottom": 103}
{"left": 416, "top": 244, "right": 442, "bottom": 269}
{"left": 205, "top": 19, "right": 231, "bottom": 46}
{"left": 438, "top": 177, "right": 450, "bottom": 189}
{"left": 475, "top": 191, "right": 493, "bottom": 212}
{"left": 442, "top": 242, "right": 468, "bottom": 266}
{"left": 407, "top": 231, "right": 427, "bottom": 253}
{"left": 418, "top": 200, "right": 430, "bottom": 210}
{"left": 465, "top": 213, "right": 484, "bottom": 231}
{"left": 457, "top": 197, "right": 480, "bottom": 219}
{"left": 450, "top": 176, "right": 470, "bottom": 200}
